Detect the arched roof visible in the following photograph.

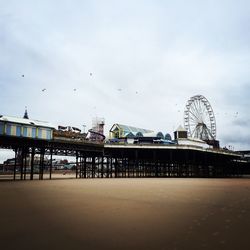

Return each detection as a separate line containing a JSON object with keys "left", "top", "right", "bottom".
{"left": 156, "top": 132, "right": 164, "bottom": 139}
{"left": 165, "top": 133, "right": 172, "bottom": 140}
{"left": 110, "top": 124, "right": 153, "bottom": 136}
{"left": 136, "top": 132, "right": 143, "bottom": 137}
{"left": 124, "top": 132, "right": 135, "bottom": 138}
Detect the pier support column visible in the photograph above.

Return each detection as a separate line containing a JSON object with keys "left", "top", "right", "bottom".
{"left": 127, "top": 159, "right": 130, "bottom": 178}
{"left": 84, "top": 156, "right": 87, "bottom": 178}
{"left": 79, "top": 155, "right": 82, "bottom": 178}
{"left": 153, "top": 151, "right": 158, "bottom": 177}
{"left": 76, "top": 152, "right": 79, "bottom": 179}
{"left": 106, "top": 157, "right": 110, "bottom": 178}
{"left": 115, "top": 158, "right": 118, "bottom": 178}
{"left": 24, "top": 149, "right": 27, "bottom": 180}
{"left": 92, "top": 156, "right": 95, "bottom": 178}
{"left": 134, "top": 150, "right": 138, "bottom": 178}
{"left": 101, "top": 156, "right": 104, "bottom": 178}
{"left": 20, "top": 149, "right": 24, "bottom": 180}
{"left": 39, "top": 148, "right": 45, "bottom": 180}
{"left": 30, "top": 147, "right": 35, "bottom": 180}
{"left": 13, "top": 148, "right": 17, "bottom": 181}
{"left": 110, "top": 158, "right": 113, "bottom": 178}
{"left": 49, "top": 147, "right": 53, "bottom": 180}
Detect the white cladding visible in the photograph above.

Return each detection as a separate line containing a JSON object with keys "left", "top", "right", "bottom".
{"left": 177, "top": 138, "right": 211, "bottom": 149}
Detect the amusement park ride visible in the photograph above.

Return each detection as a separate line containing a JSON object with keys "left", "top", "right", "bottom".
{"left": 184, "top": 95, "right": 219, "bottom": 148}
{"left": 53, "top": 118, "right": 105, "bottom": 142}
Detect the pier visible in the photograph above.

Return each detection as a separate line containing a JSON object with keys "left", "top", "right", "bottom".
{"left": 0, "top": 134, "right": 247, "bottom": 180}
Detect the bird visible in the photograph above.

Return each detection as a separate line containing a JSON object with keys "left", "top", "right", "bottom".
{"left": 73, "top": 88, "right": 76, "bottom": 91}
{"left": 42, "top": 88, "right": 46, "bottom": 92}
{"left": 90, "top": 73, "right": 93, "bottom": 76}
{"left": 117, "top": 88, "right": 122, "bottom": 91}
{"left": 21, "top": 75, "right": 24, "bottom": 77}
{"left": 135, "top": 91, "right": 138, "bottom": 94}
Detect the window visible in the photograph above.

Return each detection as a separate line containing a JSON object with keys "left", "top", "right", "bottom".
{"left": 16, "top": 126, "right": 21, "bottom": 136}
{"left": 38, "top": 128, "right": 42, "bottom": 138}
{"left": 23, "top": 127, "right": 28, "bottom": 137}
{"left": 0, "top": 123, "right": 4, "bottom": 134}
{"left": 6, "top": 124, "right": 11, "bottom": 135}
{"left": 32, "top": 128, "right": 36, "bottom": 138}
{"left": 46, "top": 130, "right": 51, "bottom": 140}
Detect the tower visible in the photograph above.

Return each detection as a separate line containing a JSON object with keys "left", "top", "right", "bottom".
{"left": 89, "top": 117, "right": 105, "bottom": 141}
{"left": 174, "top": 125, "right": 187, "bottom": 140}
{"left": 23, "top": 107, "right": 29, "bottom": 119}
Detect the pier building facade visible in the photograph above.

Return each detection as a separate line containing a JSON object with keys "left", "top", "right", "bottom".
{"left": 0, "top": 115, "right": 54, "bottom": 140}
{"left": 0, "top": 114, "right": 249, "bottom": 180}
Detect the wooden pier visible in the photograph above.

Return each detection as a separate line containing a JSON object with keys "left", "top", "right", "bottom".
{"left": 0, "top": 135, "right": 247, "bottom": 180}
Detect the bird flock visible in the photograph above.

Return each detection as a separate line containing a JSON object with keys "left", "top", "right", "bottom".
{"left": 21, "top": 72, "right": 139, "bottom": 95}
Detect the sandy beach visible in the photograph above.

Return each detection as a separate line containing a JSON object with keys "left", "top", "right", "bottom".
{"left": 0, "top": 178, "right": 250, "bottom": 250}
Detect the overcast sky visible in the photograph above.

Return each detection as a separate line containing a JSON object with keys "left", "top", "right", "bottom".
{"left": 1, "top": 0, "right": 250, "bottom": 161}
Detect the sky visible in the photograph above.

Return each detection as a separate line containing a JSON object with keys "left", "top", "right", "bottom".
{"left": 0, "top": 0, "right": 250, "bottom": 162}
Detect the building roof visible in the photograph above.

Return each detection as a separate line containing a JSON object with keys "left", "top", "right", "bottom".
{"left": 110, "top": 124, "right": 154, "bottom": 135}
{"left": 176, "top": 125, "right": 187, "bottom": 132}
{"left": 0, "top": 115, "right": 55, "bottom": 129}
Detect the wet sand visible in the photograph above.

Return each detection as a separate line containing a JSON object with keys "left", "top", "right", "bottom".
{"left": 0, "top": 178, "right": 250, "bottom": 250}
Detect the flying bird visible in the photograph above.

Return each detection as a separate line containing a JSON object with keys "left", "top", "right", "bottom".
{"left": 90, "top": 73, "right": 93, "bottom": 76}
{"left": 73, "top": 88, "right": 76, "bottom": 91}
{"left": 21, "top": 75, "right": 24, "bottom": 77}
{"left": 42, "top": 88, "right": 46, "bottom": 92}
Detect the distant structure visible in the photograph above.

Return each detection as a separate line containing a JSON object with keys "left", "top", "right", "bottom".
{"left": 23, "top": 107, "right": 29, "bottom": 119}
{"left": 89, "top": 117, "right": 105, "bottom": 141}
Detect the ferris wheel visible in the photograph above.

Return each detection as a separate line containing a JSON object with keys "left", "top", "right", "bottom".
{"left": 184, "top": 95, "right": 216, "bottom": 140}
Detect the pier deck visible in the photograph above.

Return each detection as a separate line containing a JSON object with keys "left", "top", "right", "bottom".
{"left": 0, "top": 135, "right": 247, "bottom": 180}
